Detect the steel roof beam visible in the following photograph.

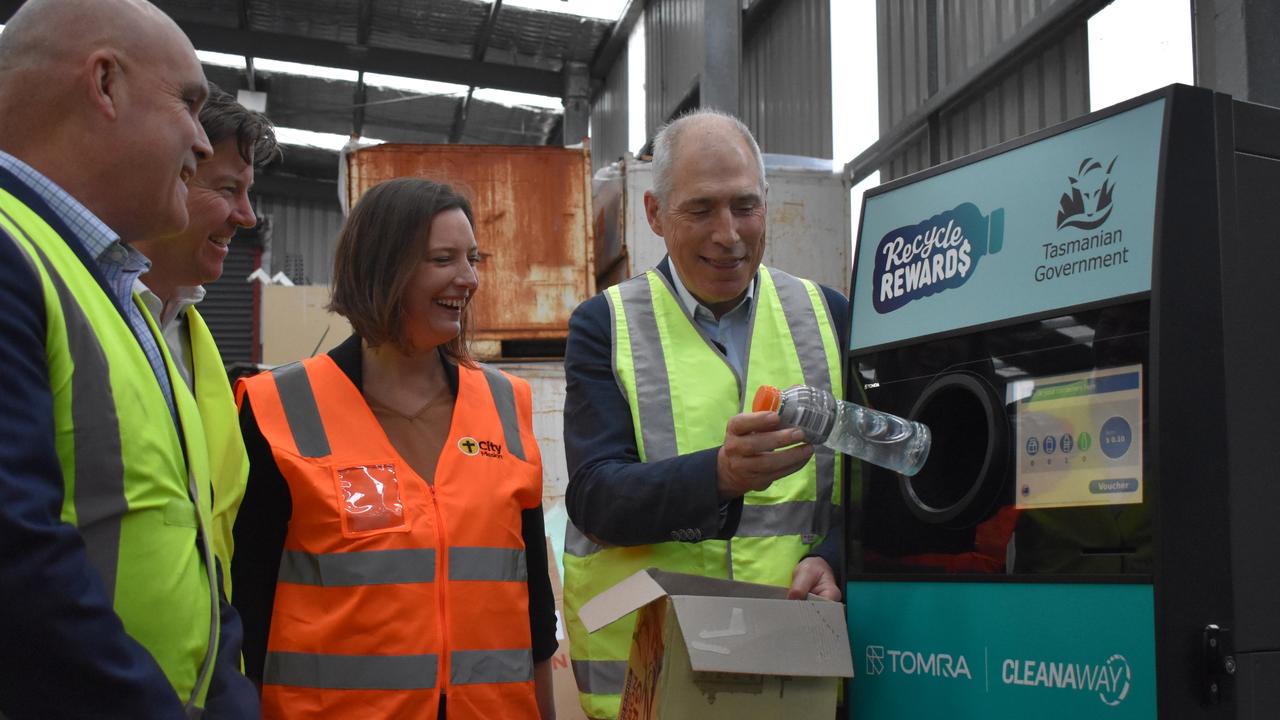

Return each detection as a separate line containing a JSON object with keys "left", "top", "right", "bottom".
{"left": 451, "top": 0, "right": 503, "bottom": 143}
{"left": 351, "top": 0, "right": 375, "bottom": 137}
{"left": 171, "top": 21, "right": 561, "bottom": 96}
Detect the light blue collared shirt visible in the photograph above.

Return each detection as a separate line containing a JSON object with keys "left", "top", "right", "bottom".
{"left": 0, "top": 150, "right": 177, "bottom": 423}
{"left": 667, "top": 259, "right": 757, "bottom": 380}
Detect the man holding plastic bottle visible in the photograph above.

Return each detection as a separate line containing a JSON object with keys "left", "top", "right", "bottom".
{"left": 560, "top": 108, "right": 849, "bottom": 719}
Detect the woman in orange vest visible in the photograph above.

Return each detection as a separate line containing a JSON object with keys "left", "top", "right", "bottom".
{"left": 232, "top": 178, "right": 558, "bottom": 719}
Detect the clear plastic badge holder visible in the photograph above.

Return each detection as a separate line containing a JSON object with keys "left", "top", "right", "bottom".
{"left": 337, "top": 463, "right": 406, "bottom": 533}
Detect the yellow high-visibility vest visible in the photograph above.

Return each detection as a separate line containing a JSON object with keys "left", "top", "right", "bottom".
{"left": 0, "top": 189, "right": 220, "bottom": 713}
{"left": 562, "top": 266, "right": 844, "bottom": 719}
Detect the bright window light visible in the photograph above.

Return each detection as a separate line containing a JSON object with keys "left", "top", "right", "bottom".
{"left": 196, "top": 50, "right": 246, "bottom": 69}
{"left": 626, "top": 19, "right": 646, "bottom": 154}
{"left": 473, "top": 87, "right": 562, "bottom": 110}
{"left": 501, "top": 0, "right": 628, "bottom": 21}
{"left": 1088, "top": 0, "right": 1193, "bottom": 111}
{"left": 274, "top": 126, "right": 383, "bottom": 151}
{"left": 253, "top": 58, "right": 358, "bottom": 82}
{"left": 363, "top": 72, "right": 468, "bottom": 96}
{"left": 830, "top": 0, "right": 881, "bottom": 258}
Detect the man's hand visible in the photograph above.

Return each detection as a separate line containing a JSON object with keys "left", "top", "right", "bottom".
{"left": 716, "top": 411, "right": 814, "bottom": 499}
{"left": 788, "top": 556, "right": 841, "bottom": 601}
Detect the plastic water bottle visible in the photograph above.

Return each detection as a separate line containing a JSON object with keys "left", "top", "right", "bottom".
{"left": 753, "top": 384, "right": 931, "bottom": 476}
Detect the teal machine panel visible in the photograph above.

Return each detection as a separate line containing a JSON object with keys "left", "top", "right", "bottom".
{"left": 851, "top": 99, "right": 1161, "bottom": 352}
{"left": 844, "top": 85, "right": 1280, "bottom": 718}
{"left": 847, "top": 582, "right": 1155, "bottom": 718}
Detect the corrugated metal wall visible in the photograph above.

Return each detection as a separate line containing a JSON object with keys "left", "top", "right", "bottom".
{"left": 742, "top": 0, "right": 833, "bottom": 158}
{"left": 590, "top": 43, "right": 631, "bottom": 175}
{"left": 256, "top": 193, "right": 345, "bottom": 285}
{"left": 645, "top": 0, "right": 703, "bottom": 132}
{"left": 877, "top": 0, "right": 1091, "bottom": 181}
{"left": 202, "top": 235, "right": 260, "bottom": 366}
{"left": 636, "top": 0, "right": 831, "bottom": 157}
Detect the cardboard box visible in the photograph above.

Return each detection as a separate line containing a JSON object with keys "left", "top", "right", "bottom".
{"left": 260, "top": 284, "right": 352, "bottom": 365}
{"left": 579, "top": 569, "right": 853, "bottom": 720}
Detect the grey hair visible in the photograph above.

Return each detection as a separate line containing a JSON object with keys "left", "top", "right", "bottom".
{"left": 649, "top": 108, "right": 766, "bottom": 206}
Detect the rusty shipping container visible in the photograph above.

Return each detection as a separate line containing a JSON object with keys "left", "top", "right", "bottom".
{"left": 346, "top": 144, "right": 595, "bottom": 352}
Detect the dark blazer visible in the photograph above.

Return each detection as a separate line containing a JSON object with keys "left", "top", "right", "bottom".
{"left": 562, "top": 257, "right": 849, "bottom": 570}
{"left": 231, "top": 335, "right": 559, "bottom": 685}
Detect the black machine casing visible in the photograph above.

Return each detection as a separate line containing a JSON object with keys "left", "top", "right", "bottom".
{"left": 845, "top": 85, "right": 1280, "bottom": 717}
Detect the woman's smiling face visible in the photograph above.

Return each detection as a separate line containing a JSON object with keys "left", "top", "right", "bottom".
{"left": 401, "top": 207, "right": 480, "bottom": 352}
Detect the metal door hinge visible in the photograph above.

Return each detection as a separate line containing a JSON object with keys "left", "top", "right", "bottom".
{"left": 1202, "top": 624, "right": 1236, "bottom": 705}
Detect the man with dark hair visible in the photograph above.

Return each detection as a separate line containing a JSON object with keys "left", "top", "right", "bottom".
{"left": 0, "top": 0, "right": 258, "bottom": 716}
{"left": 134, "top": 83, "right": 279, "bottom": 600}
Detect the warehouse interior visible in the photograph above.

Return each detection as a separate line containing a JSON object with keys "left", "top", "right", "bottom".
{"left": 0, "top": 0, "right": 1268, "bottom": 367}
{"left": 1, "top": 1, "right": 1278, "bottom": 717}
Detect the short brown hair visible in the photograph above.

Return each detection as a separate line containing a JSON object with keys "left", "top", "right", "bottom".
{"left": 328, "top": 177, "right": 477, "bottom": 365}
{"left": 202, "top": 83, "right": 280, "bottom": 169}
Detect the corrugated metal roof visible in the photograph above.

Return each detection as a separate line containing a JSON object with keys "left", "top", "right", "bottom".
{"left": 156, "top": 0, "right": 609, "bottom": 73}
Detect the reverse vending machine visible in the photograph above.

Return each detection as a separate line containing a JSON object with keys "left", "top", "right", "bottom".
{"left": 844, "top": 85, "right": 1280, "bottom": 718}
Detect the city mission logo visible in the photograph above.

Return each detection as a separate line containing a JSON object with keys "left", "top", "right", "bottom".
{"left": 872, "top": 202, "right": 1005, "bottom": 314}
{"left": 1002, "top": 653, "right": 1132, "bottom": 707}
{"left": 456, "top": 436, "right": 503, "bottom": 458}
{"left": 863, "top": 645, "right": 972, "bottom": 680}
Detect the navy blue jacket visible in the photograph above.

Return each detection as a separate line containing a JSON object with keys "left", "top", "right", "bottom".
{"left": 0, "top": 169, "right": 257, "bottom": 719}
{"left": 563, "top": 258, "right": 849, "bottom": 573}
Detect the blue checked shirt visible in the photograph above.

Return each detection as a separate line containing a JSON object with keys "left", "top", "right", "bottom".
{"left": 668, "top": 262, "right": 756, "bottom": 380}
{"left": 0, "top": 150, "right": 177, "bottom": 423}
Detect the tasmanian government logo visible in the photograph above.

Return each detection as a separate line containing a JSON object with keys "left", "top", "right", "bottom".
{"left": 1056, "top": 157, "right": 1117, "bottom": 230}
{"left": 862, "top": 644, "right": 972, "bottom": 680}
{"left": 1002, "top": 653, "right": 1132, "bottom": 706}
{"left": 457, "top": 437, "right": 503, "bottom": 458}
{"left": 873, "top": 202, "right": 1005, "bottom": 314}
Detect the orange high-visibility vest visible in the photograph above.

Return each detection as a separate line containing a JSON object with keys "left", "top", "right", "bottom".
{"left": 237, "top": 354, "right": 543, "bottom": 719}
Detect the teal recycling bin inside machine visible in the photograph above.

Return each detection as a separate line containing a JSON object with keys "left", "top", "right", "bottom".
{"left": 842, "top": 84, "right": 1280, "bottom": 719}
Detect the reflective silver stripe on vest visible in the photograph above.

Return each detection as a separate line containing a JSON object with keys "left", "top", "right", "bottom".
{"left": 278, "top": 548, "right": 436, "bottom": 586}
{"left": 22, "top": 238, "right": 129, "bottom": 598}
{"left": 615, "top": 277, "right": 679, "bottom": 460}
{"left": 572, "top": 659, "right": 627, "bottom": 695}
{"left": 480, "top": 365, "right": 526, "bottom": 462}
{"left": 450, "top": 648, "right": 533, "bottom": 685}
{"left": 737, "top": 501, "right": 841, "bottom": 538}
{"left": 770, "top": 270, "right": 837, "bottom": 540}
{"left": 449, "top": 546, "right": 527, "bottom": 582}
{"left": 265, "top": 651, "right": 438, "bottom": 690}
{"left": 2, "top": 218, "right": 216, "bottom": 712}
{"left": 270, "top": 362, "right": 331, "bottom": 458}
{"left": 563, "top": 522, "right": 605, "bottom": 558}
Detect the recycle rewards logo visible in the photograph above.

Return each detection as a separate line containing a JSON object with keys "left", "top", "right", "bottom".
{"left": 873, "top": 202, "right": 1005, "bottom": 314}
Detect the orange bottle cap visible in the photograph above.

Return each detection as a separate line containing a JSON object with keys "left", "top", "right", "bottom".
{"left": 752, "top": 385, "right": 781, "bottom": 413}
